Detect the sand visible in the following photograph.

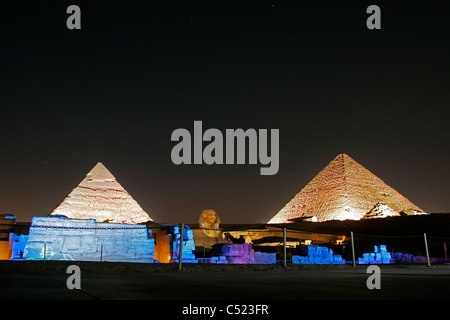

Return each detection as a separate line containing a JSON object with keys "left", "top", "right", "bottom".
{"left": 1, "top": 260, "right": 449, "bottom": 300}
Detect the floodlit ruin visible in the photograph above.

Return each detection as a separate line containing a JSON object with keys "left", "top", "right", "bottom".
{"left": 268, "top": 154, "right": 425, "bottom": 223}
{"left": 23, "top": 216, "right": 155, "bottom": 262}
{"left": 5, "top": 163, "right": 156, "bottom": 262}
{"left": 0, "top": 214, "right": 16, "bottom": 260}
{"left": 1, "top": 158, "right": 445, "bottom": 265}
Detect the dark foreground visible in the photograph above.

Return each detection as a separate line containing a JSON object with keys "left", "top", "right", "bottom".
{"left": 1, "top": 261, "right": 449, "bottom": 301}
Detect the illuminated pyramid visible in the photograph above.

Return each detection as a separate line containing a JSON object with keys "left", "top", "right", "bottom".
{"left": 268, "top": 154, "right": 424, "bottom": 223}
{"left": 50, "top": 162, "right": 153, "bottom": 224}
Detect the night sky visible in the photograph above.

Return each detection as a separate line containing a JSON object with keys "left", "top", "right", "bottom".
{"left": 1, "top": 1, "right": 449, "bottom": 224}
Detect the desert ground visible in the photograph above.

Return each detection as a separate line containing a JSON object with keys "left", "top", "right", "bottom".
{"left": 1, "top": 260, "right": 449, "bottom": 301}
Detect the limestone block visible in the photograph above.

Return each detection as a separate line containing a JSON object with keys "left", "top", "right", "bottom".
{"left": 254, "top": 251, "right": 276, "bottom": 264}
{"left": 23, "top": 216, "right": 154, "bottom": 262}
{"left": 292, "top": 245, "right": 345, "bottom": 264}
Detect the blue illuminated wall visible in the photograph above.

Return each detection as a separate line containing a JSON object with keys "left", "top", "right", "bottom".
{"left": 358, "top": 245, "right": 393, "bottom": 264}
{"left": 292, "top": 244, "right": 399, "bottom": 265}
{"left": 22, "top": 216, "right": 155, "bottom": 262}
{"left": 17, "top": 217, "right": 421, "bottom": 265}
{"left": 10, "top": 234, "right": 28, "bottom": 259}
{"left": 292, "top": 245, "right": 345, "bottom": 264}
{"left": 171, "top": 225, "right": 197, "bottom": 263}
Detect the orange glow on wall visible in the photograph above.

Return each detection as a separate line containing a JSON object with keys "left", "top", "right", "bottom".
{"left": 153, "top": 229, "right": 171, "bottom": 263}
{"left": 0, "top": 242, "right": 12, "bottom": 260}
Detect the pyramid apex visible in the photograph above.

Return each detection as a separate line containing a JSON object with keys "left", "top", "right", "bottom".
{"left": 50, "top": 162, "right": 153, "bottom": 223}
{"left": 93, "top": 161, "right": 107, "bottom": 169}
{"left": 332, "top": 153, "right": 359, "bottom": 166}
{"left": 86, "top": 162, "right": 116, "bottom": 182}
{"left": 335, "top": 153, "right": 352, "bottom": 160}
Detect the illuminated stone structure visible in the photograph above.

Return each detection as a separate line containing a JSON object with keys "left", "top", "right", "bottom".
{"left": 22, "top": 216, "right": 155, "bottom": 262}
{"left": 362, "top": 202, "right": 400, "bottom": 219}
{"left": 194, "top": 209, "right": 227, "bottom": 251}
{"left": 50, "top": 162, "right": 152, "bottom": 224}
{"left": 209, "top": 243, "right": 276, "bottom": 264}
{"left": 199, "top": 209, "right": 221, "bottom": 238}
{"left": 358, "top": 245, "right": 392, "bottom": 264}
{"left": 268, "top": 154, "right": 424, "bottom": 223}
{"left": 171, "top": 225, "right": 197, "bottom": 263}
{"left": 292, "top": 246, "right": 345, "bottom": 264}
{"left": 10, "top": 234, "right": 28, "bottom": 259}
{"left": 0, "top": 215, "right": 16, "bottom": 260}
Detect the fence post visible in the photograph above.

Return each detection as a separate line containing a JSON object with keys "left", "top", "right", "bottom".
{"left": 444, "top": 242, "right": 448, "bottom": 261}
{"left": 178, "top": 223, "right": 184, "bottom": 271}
{"left": 423, "top": 233, "right": 431, "bottom": 267}
{"left": 350, "top": 231, "right": 356, "bottom": 267}
{"left": 283, "top": 227, "right": 287, "bottom": 267}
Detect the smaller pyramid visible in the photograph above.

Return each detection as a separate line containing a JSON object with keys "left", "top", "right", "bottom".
{"left": 50, "top": 162, "right": 153, "bottom": 224}
{"left": 268, "top": 154, "right": 424, "bottom": 223}
{"left": 362, "top": 202, "right": 400, "bottom": 219}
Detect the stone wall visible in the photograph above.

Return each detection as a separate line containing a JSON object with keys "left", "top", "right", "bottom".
{"left": 358, "top": 245, "right": 392, "bottom": 264}
{"left": 22, "top": 216, "right": 154, "bottom": 262}
{"left": 207, "top": 243, "right": 276, "bottom": 264}
{"left": 171, "top": 225, "right": 197, "bottom": 263}
{"left": 391, "top": 252, "right": 427, "bottom": 264}
{"left": 10, "top": 234, "right": 28, "bottom": 259}
{"left": 292, "top": 245, "right": 345, "bottom": 264}
{"left": 0, "top": 215, "right": 16, "bottom": 260}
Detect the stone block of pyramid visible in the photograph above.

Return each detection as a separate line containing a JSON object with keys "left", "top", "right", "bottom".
{"left": 268, "top": 154, "right": 424, "bottom": 223}
{"left": 50, "top": 162, "right": 153, "bottom": 224}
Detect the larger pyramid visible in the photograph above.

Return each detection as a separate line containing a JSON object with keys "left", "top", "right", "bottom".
{"left": 268, "top": 154, "right": 424, "bottom": 223}
{"left": 50, "top": 162, "right": 153, "bottom": 224}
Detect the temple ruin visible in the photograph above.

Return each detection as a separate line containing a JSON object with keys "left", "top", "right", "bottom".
{"left": 1, "top": 158, "right": 443, "bottom": 265}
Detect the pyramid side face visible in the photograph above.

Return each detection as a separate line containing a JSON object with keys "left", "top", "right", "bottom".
{"left": 50, "top": 163, "right": 153, "bottom": 224}
{"left": 268, "top": 155, "right": 349, "bottom": 223}
{"left": 268, "top": 155, "right": 345, "bottom": 223}
{"left": 268, "top": 154, "right": 423, "bottom": 223}
{"left": 342, "top": 155, "right": 423, "bottom": 219}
